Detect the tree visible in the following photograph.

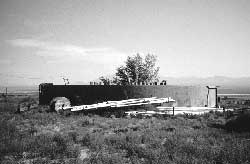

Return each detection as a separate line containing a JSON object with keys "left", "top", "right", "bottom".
{"left": 115, "top": 53, "right": 159, "bottom": 85}
{"left": 99, "top": 76, "right": 119, "bottom": 85}
{"left": 99, "top": 76, "right": 111, "bottom": 85}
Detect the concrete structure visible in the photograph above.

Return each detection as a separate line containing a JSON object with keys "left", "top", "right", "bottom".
{"left": 206, "top": 86, "right": 218, "bottom": 108}
{"left": 39, "top": 83, "right": 209, "bottom": 107}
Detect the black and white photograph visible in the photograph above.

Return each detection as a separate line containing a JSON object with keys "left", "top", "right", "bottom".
{"left": 1, "top": 0, "right": 250, "bottom": 163}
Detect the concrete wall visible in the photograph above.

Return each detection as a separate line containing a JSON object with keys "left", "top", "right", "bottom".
{"left": 207, "top": 88, "right": 217, "bottom": 107}
{"left": 39, "top": 84, "right": 208, "bottom": 107}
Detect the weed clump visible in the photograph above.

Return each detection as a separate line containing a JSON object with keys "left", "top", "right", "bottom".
{"left": 225, "top": 113, "right": 250, "bottom": 132}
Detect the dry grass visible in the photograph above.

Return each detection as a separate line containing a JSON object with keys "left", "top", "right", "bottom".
{"left": 0, "top": 94, "right": 250, "bottom": 163}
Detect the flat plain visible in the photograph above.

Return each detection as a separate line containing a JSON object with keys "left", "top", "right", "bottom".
{"left": 1, "top": 92, "right": 250, "bottom": 164}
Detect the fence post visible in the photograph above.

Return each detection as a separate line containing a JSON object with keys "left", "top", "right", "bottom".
{"left": 5, "top": 87, "right": 8, "bottom": 102}
{"left": 172, "top": 107, "right": 175, "bottom": 116}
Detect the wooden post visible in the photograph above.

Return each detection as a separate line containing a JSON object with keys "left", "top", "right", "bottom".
{"left": 215, "top": 88, "right": 218, "bottom": 108}
{"left": 5, "top": 87, "right": 7, "bottom": 103}
{"left": 172, "top": 107, "right": 174, "bottom": 116}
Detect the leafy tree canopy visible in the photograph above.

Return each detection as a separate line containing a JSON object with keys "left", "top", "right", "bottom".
{"left": 115, "top": 53, "right": 159, "bottom": 85}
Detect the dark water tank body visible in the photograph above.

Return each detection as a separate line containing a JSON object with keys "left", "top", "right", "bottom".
{"left": 39, "top": 83, "right": 209, "bottom": 107}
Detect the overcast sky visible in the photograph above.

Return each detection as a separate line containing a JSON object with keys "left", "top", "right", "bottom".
{"left": 0, "top": 0, "right": 250, "bottom": 85}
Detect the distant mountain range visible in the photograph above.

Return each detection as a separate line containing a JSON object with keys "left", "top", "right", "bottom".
{"left": 89, "top": 75, "right": 250, "bottom": 87}
{"left": 160, "top": 76, "right": 250, "bottom": 87}
{"left": 1, "top": 76, "right": 250, "bottom": 94}
{"left": 159, "top": 76, "right": 250, "bottom": 94}
{"left": 0, "top": 85, "right": 38, "bottom": 93}
{"left": 87, "top": 75, "right": 250, "bottom": 94}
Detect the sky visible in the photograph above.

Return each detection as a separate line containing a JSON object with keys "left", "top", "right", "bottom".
{"left": 0, "top": 0, "right": 250, "bottom": 86}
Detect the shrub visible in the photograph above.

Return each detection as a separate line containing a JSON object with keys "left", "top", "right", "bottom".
{"left": 28, "top": 133, "right": 78, "bottom": 159}
{"left": 80, "top": 133, "right": 91, "bottom": 147}
{"left": 0, "top": 119, "right": 22, "bottom": 159}
{"left": 81, "top": 119, "right": 90, "bottom": 127}
{"left": 68, "top": 131, "right": 78, "bottom": 143}
{"left": 225, "top": 113, "right": 250, "bottom": 132}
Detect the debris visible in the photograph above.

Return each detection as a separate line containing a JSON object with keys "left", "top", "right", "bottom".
{"left": 125, "top": 110, "right": 169, "bottom": 117}
{"left": 157, "top": 106, "right": 224, "bottom": 115}
{"left": 50, "top": 97, "right": 71, "bottom": 112}
{"left": 78, "top": 148, "right": 90, "bottom": 162}
{"left": 65, "top": 97, "right": 175, "bottom": 112}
